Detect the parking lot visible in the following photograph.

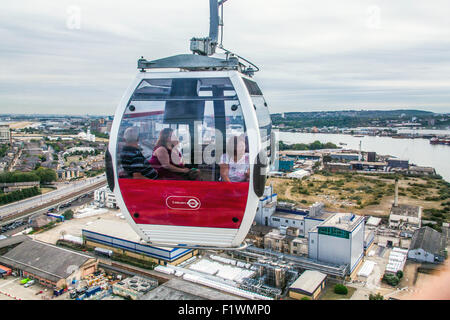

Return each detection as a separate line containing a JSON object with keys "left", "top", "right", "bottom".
{"left": 0, "top": 277, "right": 57, "bottom": 300}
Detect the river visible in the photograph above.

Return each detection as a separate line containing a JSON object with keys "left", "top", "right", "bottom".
{"left": 278, "top": 131, "right": 450, "bottom": 182}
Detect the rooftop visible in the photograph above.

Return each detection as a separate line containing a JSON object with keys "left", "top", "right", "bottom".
{"left": 113, "top": 275, "right": 158, "bottom": 295}
{"left": 0, "top": 239, "right": 93, "bottom": 282}
{"left": 272, "top": 212, "right": 305, "bottom": 221}
{"left": 366, "top": 216, "right": 382, "bottom": 227}
{"left": 82, "top": 218, "right": 193, "bottom": 257}
{"left": 349, "top": 161, "right": 387, "bottom": 166}
{"left": 409, "top": 227, "right": 447, "bottom": 257}
{"left": 289, "top": 270, "right": 327, "bottom": 295}
{"left": 82, "top": 218, "right": 176, "bottom": 251}
{"left": 390, "top": 204, "right": 421, "bottom": 218}
{"left": 317, "top": 212, "right": 364, "bottom": 232}
{"left": 409, "top": 166, "right": 435, "bottom": 173}
{"left": 140, "top": 278, "right": 243, "bottom": 300}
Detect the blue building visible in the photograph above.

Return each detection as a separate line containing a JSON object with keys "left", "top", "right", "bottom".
{"left": 82, "top": 219, "right": 196, "bottom": 266}
{"left": 278, "top": 159, "right": 294, "bottom": 172}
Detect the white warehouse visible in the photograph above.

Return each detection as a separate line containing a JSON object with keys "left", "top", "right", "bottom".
{"left": 408, "top": 227, "right": 447, "bottom": 264}
{"left": 308, "top": 213, "right": 365, "bottom": 275}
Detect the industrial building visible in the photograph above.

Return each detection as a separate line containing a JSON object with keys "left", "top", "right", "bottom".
{"left": 389, "top": 204, "right": 422, "bottom": 230}
{"left": 256, "top": 193, "right": 364, "bottom": 277}
{"left": 141, "top": 278, "right": 243, "bottom": 300}
{"left": 0, "top": 237, "right": 97, "bottom": 290}
{"left": 408, "top": 166, "right": 436, "bottom": 176}
{"left": 286, "top": 169, "right": 310, "bottom": 179}
{"left": 389, "top": 179, "right": 421, "bottom": 231}
{"left": 112, "top": 275, "right": 158, "bottom": 300}
{"left": 408, "top": 227, "right": 447, "bottom": 263}
{"left": 349, "top": 161, "right": 387, "bottom": 171}
{"left": 324, "top": 162, "right": 352, "bottom": 172}
{"left": 387, "top": 158, "right": 409, "bottom": 169}
{"left": 82, "top": 219, "right": 197, "bottom": 266}
{"left": 263, "top": 228, "right": 307, "bottom": 256}
{"left": 330, "top": 153, "right": 360, "bottom": 161}
{"left": 385, "top": 247, "right": 408, "bottom": 274}
{"left": 269, "top": 202, "right": 333, "bottom": 238}
{"left": 254, "top": 185, "right": 277, "bottom": 226}
{"left": 364, "top": 229, "right": 375, "bottom": 252}
{"left": 367, "top": 152, "right": 376, "bottom": 162}
{"left": 288, "top": 270, "right": 327, "bottom": 300}
{"left": 278, "top": 150, "right": 321, "bottom": 161}
{"left": 308, "top": 212, "right": 365, "bottom": 275}
{"left": 277, "top": 159, "right": 294, "bottom": 172}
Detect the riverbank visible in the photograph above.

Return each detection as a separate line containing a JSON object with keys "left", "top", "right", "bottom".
{"left": 278, "top": 131, "right": 450, "bottom": 182}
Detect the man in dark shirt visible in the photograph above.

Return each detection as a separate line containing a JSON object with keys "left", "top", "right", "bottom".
{"left": 120, "top": 126, "right": 158, "bottom": 179}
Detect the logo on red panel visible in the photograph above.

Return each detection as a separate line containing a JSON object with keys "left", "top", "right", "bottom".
{"left": 166, "top": 196, "right": 201, "bottom": 210}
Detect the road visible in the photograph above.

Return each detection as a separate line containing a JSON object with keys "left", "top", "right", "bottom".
{"left": 0, "top": 174, "right": 106, "bottom": 221}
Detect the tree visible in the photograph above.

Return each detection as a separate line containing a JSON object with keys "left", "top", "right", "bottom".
{"left": 62, "top": 210, "right": 74, "bottom": 220}
{"left": 323, "top": 155, "right": 332, "bottom": 163}
{"left": 33, "top": 167, "right": 57, "bottom": 184}
{"left": 369, "top": 293, "right": 384, "bottom": 300}
{"left": 334, "top": 284, "right": 348, "bottom": 295}
{"left": 396, "top": 270, "right": 403, "bottom": 279}
{"left": 382, "top": 273, "right": 399, "bottom": 286}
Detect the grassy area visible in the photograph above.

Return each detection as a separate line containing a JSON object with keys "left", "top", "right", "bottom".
{"left": 319, "top": 284, "right": 357, "bottom": 300}
{"left": 64, "top": 155, "right": 83, "bottom": 166}
{"left": 40, "top": 187, "right": 55, "bottom": 194}
{"left": 268, "top": 172, "right": 450, "bottom": 221}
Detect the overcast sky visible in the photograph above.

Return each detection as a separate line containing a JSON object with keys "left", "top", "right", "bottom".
{"left": 1, "top": 0, "right": 450, "bottom": 115}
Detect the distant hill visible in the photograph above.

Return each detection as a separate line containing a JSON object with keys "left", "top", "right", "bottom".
{"left": 271, "top": 109, "right": 449, "bottom": 129}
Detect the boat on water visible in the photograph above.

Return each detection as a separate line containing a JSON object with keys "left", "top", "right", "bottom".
{"left": 430, "top": 137, "right": 450, "bottom": 145}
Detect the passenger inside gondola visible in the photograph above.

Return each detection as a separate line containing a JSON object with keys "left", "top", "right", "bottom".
{"left": 219, "top": 135, "right": 249, "bottom": 182}
{"left": 148, "top": 127, "right": 200, "bottom": 180}
{"left": 120, "top": 126, "right": 158, "bottom": 179}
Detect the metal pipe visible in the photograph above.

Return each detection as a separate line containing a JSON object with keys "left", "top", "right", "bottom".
{"left": 209, "top": 0, "right": 219, "bottom": 43}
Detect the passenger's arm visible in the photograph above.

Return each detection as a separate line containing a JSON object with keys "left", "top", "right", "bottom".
{"left": 220, "top": 163, "right": 231, "bottom": 182}
{"left": 132, "top": 172, "right": 146, "bottom": 179}
{"left": 244, "top": 168, "right": 250, "bottom": 181}
{"left": 155, "top": 147, "right": 189, "bottom": 173}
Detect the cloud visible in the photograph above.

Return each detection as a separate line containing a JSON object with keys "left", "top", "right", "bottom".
{"left": 0, "top": 0, "right": 449, "bottom": 115}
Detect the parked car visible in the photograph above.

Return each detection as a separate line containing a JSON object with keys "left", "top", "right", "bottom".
{"left": 24, "top": 280, "right": 35, "bottom": 288}
{"left": 20, "top": 278, "right": 30, "bottom": 285}
{"left": 69, "top": 290, "right": 78, "bottom": 299}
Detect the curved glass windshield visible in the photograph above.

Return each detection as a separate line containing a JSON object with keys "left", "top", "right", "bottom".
{"left": 242, "top": 78, "right": 272, "bottom": 162}
{"left": 116, "top": 77, "right": 249, "bottom": 183}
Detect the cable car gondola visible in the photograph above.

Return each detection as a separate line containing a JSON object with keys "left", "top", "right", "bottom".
{"left": 105, "top": 0, "right": 274, "bottom": 249}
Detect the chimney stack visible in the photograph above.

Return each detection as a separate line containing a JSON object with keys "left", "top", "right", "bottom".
{"left": 394, "top": 178, "right": 399, "bottom": 207}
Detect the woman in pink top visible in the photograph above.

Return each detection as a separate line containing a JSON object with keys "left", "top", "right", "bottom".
{"left": 148, "top": 128, "right": 197, "bottom": 180}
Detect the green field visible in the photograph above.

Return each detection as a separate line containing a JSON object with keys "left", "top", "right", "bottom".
{"left": 269, "top": 171, "right": 450, "bottom": 225}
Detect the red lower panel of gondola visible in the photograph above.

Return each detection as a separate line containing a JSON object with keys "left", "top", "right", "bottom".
{"left": 118, "top": 179, "right": 249, "bottom": 228}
